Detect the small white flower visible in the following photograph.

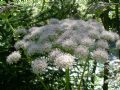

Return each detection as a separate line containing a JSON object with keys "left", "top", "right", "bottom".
{"left": 113, "top": 32, "right": 119, "bottom": 40}
{"left": 55, "top": 54, "right": 75, "bottom": 69}
{"left": 56, "top": 30, "right": 76, "bottom": 43}
{"left": 101, "top": 31, "right": 115, "bottom": 41}
{"left": 6, "top": 51, "right": 21, "bottom": 64}
{"left": 92, "top": 49, "right": 108, "bottom": 63}
{"left": 14, "top": 40, "right": 28, "bottom": 50}
{"left": 50, "top": 49, "right": 62, "bottom": 59}
{"left": 81, "top": 37, "right": 94, "bottom": 47}
{"left": 96, "top": 40, "right": 109, "bottom": 49}
{"left": 75, "top": 45, "right": 89, "bottom": 58}
{"left": 116, "top": 40, "right": 120, "bottom": 49}
{"left": 61, "top": 38, "right": 77, "bottom": 49}
{"left": 88, "top": 29, "right": 100, "bottom": 39}
{"left": 31, "top": 58, "right": 48, "bottom": 74}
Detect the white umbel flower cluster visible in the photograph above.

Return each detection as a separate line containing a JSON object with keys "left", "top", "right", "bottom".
{"left": 101, "top": 31, "right": 118, "bottom": 41}
{"left": 96, "top": 40, "right": 109, "bottom": 49}
{"left": 14, "top": 40, "right": 29, "bottom": 50}
{"left": 92, "top": 49, "right": 109, "bottom": 63}
{"left": 81, "top": 37, "right": 94, "bottom": 47}
{"left": 31, "top": 58, "right": 48, "bottom": 74}
{"left": 6, "top": 51, "right": 21, "bottom": 64}
{"left": 54, "top": 54, "right": 75, "bottom": 69}
{"left": 75, "top": 45, "right": 89, "bottom": 58}
{"left": 61, "top": 38, "right": 77, "bottom": 49}
{"left": 50, "top": 49, "right": 62, "bottom": 59}
{"left": 88, "top": 28, "right": 100, "bottom": 39}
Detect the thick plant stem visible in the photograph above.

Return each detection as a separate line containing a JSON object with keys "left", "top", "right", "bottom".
{"left": 103, "top": 62, "right": 109, "bottom": 90}
{"left": 100, "top": 0, "right": 109, "bottom": 30}
{"left": 78, "top": 58, "right": 88, "bottom": 90}
{"left": 66, "top": 67, "right": 70, "bottom": 90}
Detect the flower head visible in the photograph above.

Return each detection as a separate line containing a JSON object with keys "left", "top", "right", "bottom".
{"left": 81, "top": 37, "right": 94, "bottom": 47}
{"left": 88, "top": 29, "right": 100, "bottom": 39}
{"left": 61, "top": 38, "right": 77, "bottom": 49}
{"left": 55, "top": 53, "right": 75, "bottom": 69}
{"left": 31, "top": 58, "right": 48, "bottom": 74}
{"left": 101, "top": 31, "right": 115, "bottom": 41}
{"left": 6, "top": 51, "right": 21, "bottom": 64}
{"left": 92, "top": 49, "right": 108, "bottom": 63}
{"left": 96, "top": 40, "right": 109, "bottom": 49}
{"left": 75, "top": 45, "right": 89, "bottom": 58}
{"left": 14, "top": 40, "right": 28, "bottom": 50}
{"left": 50, "top": 49, "right": 62, "bottom": 59}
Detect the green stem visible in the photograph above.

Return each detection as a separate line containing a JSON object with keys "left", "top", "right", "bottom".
{"left": 6, "top": 19, "right": 15, "bottom": 33}
{"left": 22, "top": 48, "right": 32, "bottom": 62}
{"left": 38, "top": 76, "right": 49, "bottom": 90}
{"left": 66, "top": 67, "right": 70, "bottom": 90}
{"left": 41, "top": 0, "right": 45, "bottom": 11}
{"left": 78, "top": 58, "right": 88, "bottom": 90}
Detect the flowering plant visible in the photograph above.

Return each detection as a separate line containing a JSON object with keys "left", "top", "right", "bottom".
{"left": 7, "top": 19, "right": 120, "bottom": 90}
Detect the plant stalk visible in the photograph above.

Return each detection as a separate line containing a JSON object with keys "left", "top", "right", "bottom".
{"left": 78, "top": 58, "right": 88, "bottom": 90}
{"left": 37, "top": 76, "right": 49, "bottom": 90}
{"left": 66, "top": 66, "right": 70, "bottom": 90}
